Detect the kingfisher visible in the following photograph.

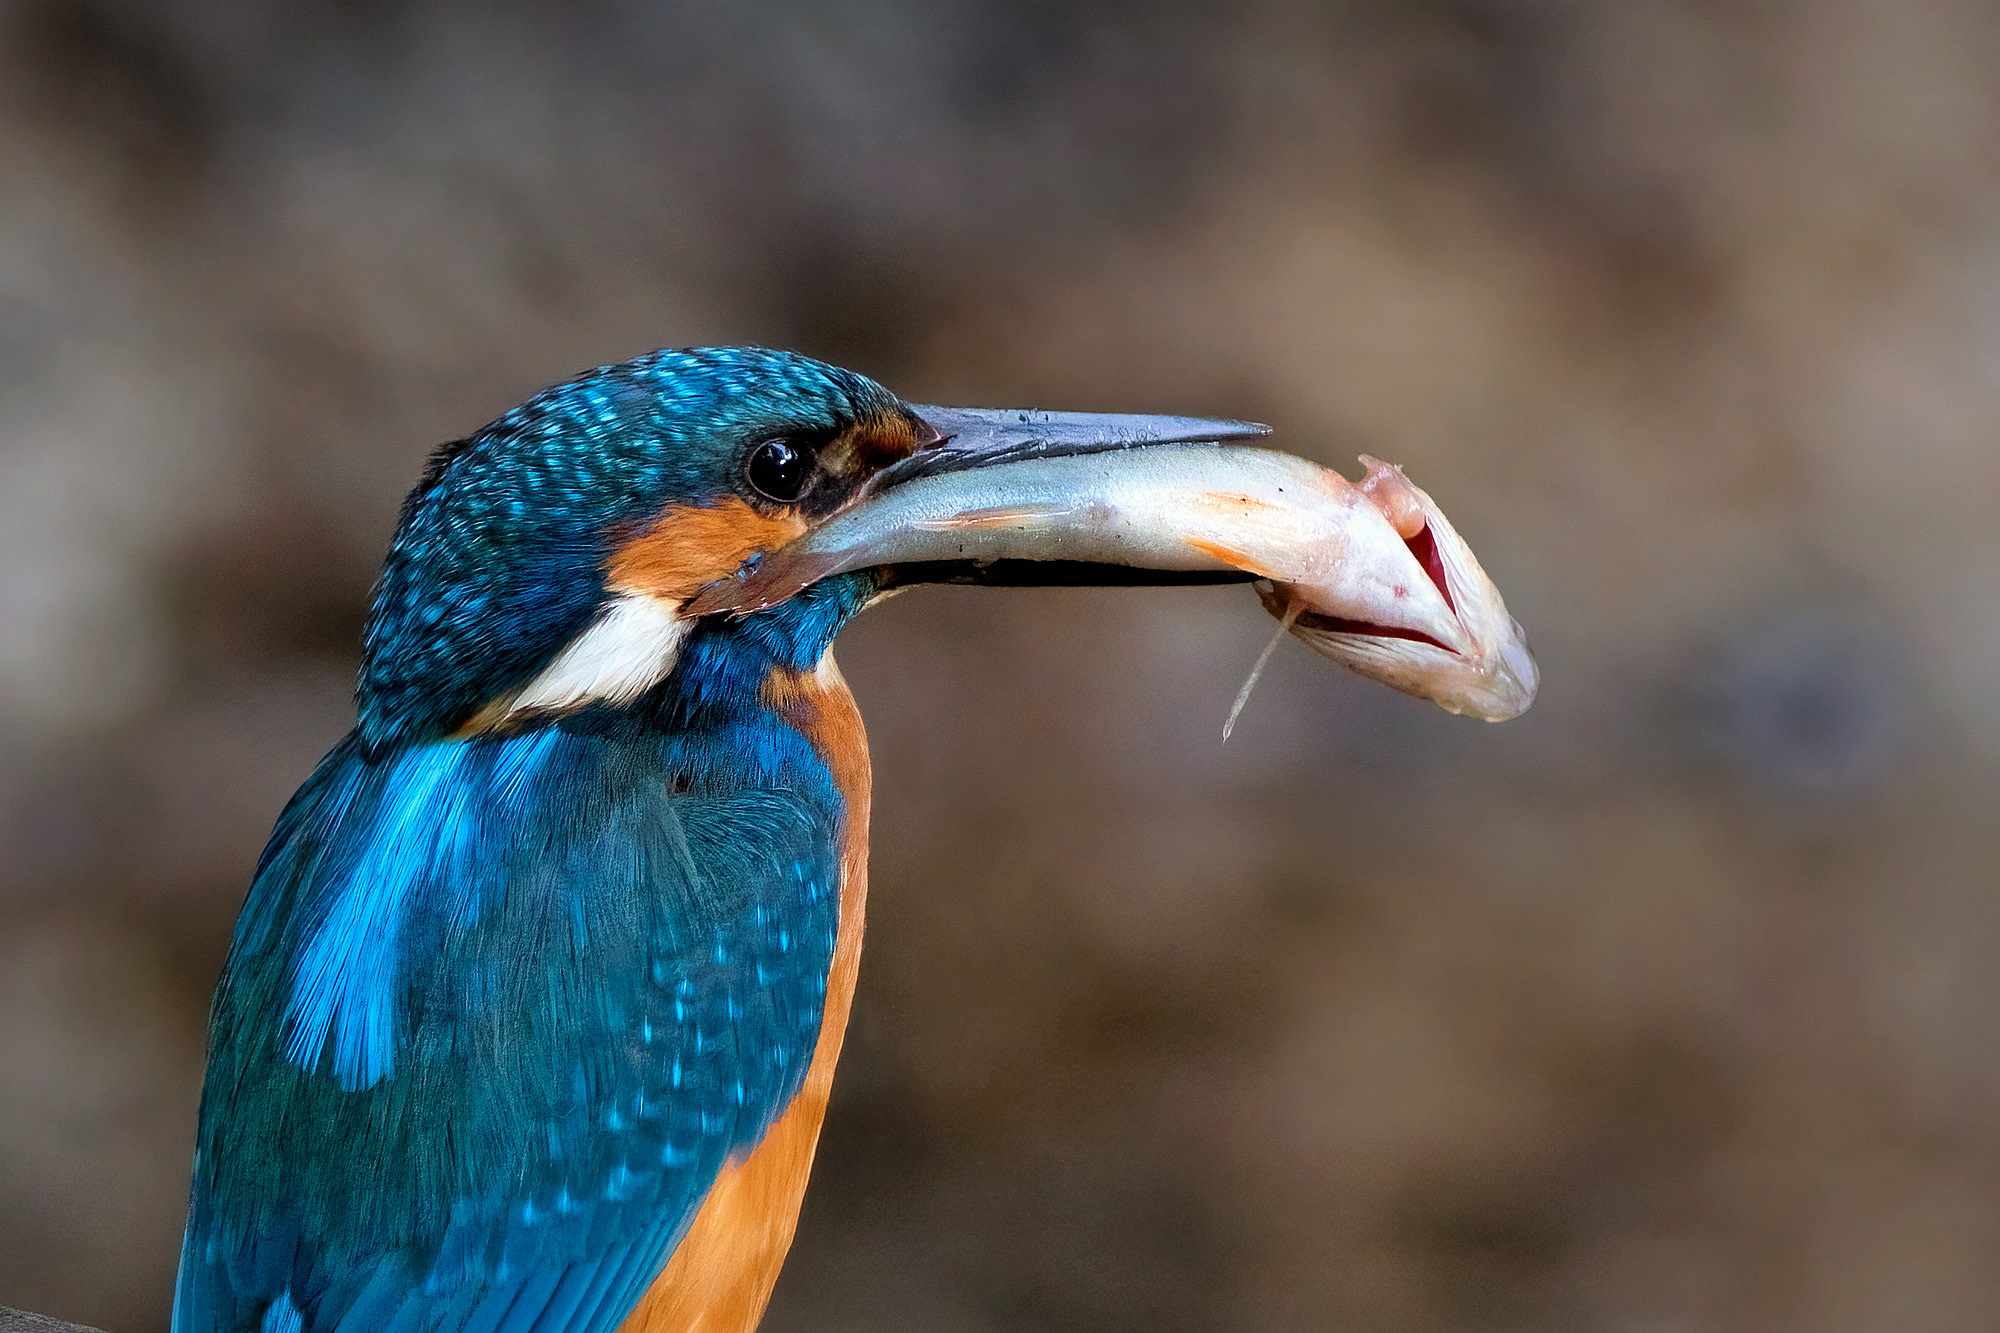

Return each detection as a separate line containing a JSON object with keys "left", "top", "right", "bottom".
{"left": 175, "top": 347, "right": 1532, "bottom": 1333}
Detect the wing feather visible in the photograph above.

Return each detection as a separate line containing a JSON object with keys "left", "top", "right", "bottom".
{"left": 174, "top": 720, "right": 844, "bottom": 1332}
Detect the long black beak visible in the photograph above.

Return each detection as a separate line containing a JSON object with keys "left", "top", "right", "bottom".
{"left": 878, "top": 406, "right": 1271, "bottom": 487}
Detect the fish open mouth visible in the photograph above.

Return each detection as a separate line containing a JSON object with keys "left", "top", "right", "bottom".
{"left": 1405, "top": 522, "right": 1456, "bottom": 616}
{"left": 1293, "top": 612, "right": 1454, "bottom": 652}
{"left": 1285, "top": 515, "right": 1458, "bottom": 650}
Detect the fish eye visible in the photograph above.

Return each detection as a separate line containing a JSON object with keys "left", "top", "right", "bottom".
{"left": 746, "top": 437, "right": 812, "bottom": 503}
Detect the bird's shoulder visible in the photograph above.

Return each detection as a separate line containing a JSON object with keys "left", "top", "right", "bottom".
{"left": 176, "top": 720, "right": 846, "bottom": 1333}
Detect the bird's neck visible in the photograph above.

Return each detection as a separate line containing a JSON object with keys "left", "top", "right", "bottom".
{"left": 614, "top": 580, "right": 876, "bottom": 1333}
{"left": 609, "top": 572, "right": 874, "bottom": 734}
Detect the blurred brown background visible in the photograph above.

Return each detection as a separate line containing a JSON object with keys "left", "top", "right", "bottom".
{"left": 2, "top": 1, "right": 1998, "bottom": 1329}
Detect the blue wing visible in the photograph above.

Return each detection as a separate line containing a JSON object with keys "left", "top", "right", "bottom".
{"left": 173, "top": 717, "right": 844, "bottom": 1333}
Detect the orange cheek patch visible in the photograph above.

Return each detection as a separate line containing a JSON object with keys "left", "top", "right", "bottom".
{"left": 609, "top": 500, "right": 807, "bottom": 604}
{"left": 819, "top": 412, "right": 934, "bottom": 479}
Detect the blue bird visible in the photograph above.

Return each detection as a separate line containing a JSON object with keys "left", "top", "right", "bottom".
{"left": 174, "top": 347, "right": 1275, "bottom": 1333}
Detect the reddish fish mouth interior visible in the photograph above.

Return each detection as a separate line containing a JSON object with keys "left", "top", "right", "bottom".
{"left": 1294, "top": 521, "right": 1460, "bottom": 653}
{"left": 1295, "top": 612, "right": 1454, "bottom": 651}
{"left": 1404, "top": 522, "right": 1456, "bottom": 616}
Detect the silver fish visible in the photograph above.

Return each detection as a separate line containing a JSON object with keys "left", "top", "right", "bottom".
{"left": 694, "top": 440, "right": 1536, "bottom": 722}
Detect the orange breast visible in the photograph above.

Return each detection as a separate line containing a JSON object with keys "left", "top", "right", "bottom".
{"left": 617, "top": 653, "right": 871, "bottom": 1333}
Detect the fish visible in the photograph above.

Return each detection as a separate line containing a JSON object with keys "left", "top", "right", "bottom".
{"left": 690, "top": 442, "right": 1537, "bottom": 722}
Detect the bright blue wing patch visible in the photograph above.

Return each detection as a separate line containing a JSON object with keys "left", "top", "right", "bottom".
{"left": 173, "top": 705, "right": 845, "bottom": 1333}
{"left": 282, "top": 734, "right": 562, "bottom": 1091}
{"left": 260, "top": 1292, "right": 303, "bottom": 1333}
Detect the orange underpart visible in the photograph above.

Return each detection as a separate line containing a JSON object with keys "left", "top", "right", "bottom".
{"left": 609, "top": 501, "right": 808, "bottom": 603}
{"left": 618, "top": 657, "right": 871, "bottom": 1333}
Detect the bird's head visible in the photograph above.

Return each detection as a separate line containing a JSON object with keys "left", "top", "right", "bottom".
{"left": 358, "top": 345, "right": 1526, "bottom": 749}
{"left": 358, "top": 348, "right": 932, "bottom": 745}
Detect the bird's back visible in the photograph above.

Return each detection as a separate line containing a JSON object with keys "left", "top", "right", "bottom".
{"left": 175, "top": 650, "right": 864, "bottom": 1333}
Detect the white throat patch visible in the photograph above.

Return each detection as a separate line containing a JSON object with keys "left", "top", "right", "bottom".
{"left": 501, "top": 592, "right": 690, "bottom": 716}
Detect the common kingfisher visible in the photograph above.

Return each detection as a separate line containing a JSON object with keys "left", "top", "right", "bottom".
{"left": 171, "top": 347, "right": 1287, "bottom": 1333}
{"left": 174, "top": 346, "right": 1534, "bottom": 1333}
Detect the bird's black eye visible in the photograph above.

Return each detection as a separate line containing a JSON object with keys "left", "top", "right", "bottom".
{"left": 746, "top": 437, "right": 812, "bottom": 503}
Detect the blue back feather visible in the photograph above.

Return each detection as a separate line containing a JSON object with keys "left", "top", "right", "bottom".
{"left": 177, "top": 573, "right": 875, "bottom": 1333}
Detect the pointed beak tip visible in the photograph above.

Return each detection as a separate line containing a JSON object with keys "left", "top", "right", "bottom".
{"left": 900, "top": 405, "right": 1272, "bottom": 468}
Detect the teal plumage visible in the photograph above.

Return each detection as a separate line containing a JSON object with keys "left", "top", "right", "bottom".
{"left": 176, "top": 346, "right": 1266, "bottom": 1333}
{"left": 176, "top": 349, "right": 889, "bottom": 1333}
{"left": 358, "top": 347, "right": 902, "bottom": 749}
